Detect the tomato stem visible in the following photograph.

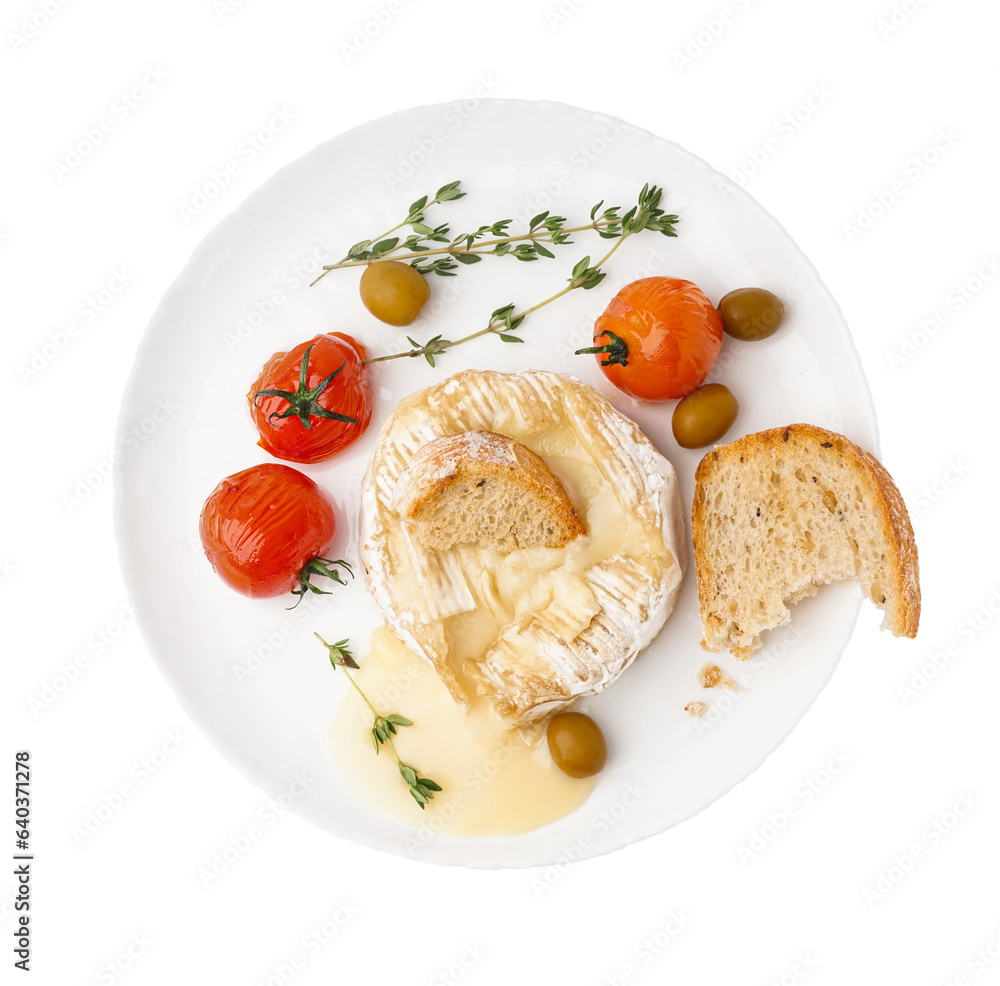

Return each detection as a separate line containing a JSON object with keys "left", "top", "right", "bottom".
{"left": 289, "top": 558, "right": 353, "bottom": 608}
{"left": 253, "top": 343, "right": 359, "bottom": 430}
{"left": 575, "top": 329, "right": 630, "bottom": 368}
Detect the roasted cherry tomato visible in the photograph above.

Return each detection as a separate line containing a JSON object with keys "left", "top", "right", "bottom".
{"left": 248, "top": 333, "right": 372, "bottom": 464}
{"left": 199, "top": 462, "right": 351, "bottom": 601}
{"left": 577, "top": 277, "right": 723, "bottom": 401}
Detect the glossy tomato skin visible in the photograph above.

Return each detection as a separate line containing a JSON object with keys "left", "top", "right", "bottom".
{"left": 248, "top": 332, "right": 373, "bottom": 464}
{"left": 590, "top": 277, "right": 723, "bottom": 401}
{"left": 199, "top": 463, "right": 336, "bottom": 598}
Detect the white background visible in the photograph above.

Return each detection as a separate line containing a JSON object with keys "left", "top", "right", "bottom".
{"left": 4, "top": 0, "right": 998, "bottom": 983}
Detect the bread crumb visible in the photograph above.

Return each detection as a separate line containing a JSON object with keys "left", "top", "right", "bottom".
{"left": 697, "top": 662, "right": 740, "bottom": 691}
{"left": 685, "top": 701, "right": 708, "bottom": 718}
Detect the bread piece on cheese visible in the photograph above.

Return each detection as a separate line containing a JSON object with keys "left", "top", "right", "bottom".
{"left": 691, "top": 423, "right": 920, "bottom": 658}
{"left": 393, "top": 430, "right": 585, "bottom": 552}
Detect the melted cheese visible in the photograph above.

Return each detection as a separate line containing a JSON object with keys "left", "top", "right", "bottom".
{"left": 443, "top": 417, "right": 668, "bottom": 714}
{"left": 333, "top": 414, "right": 670, "bottom": 836}
{"left": 420, "top": 420, "right": 665, "bottom": 691}
{"left": 331, "top": 627, "right": 596, "bottom": 836}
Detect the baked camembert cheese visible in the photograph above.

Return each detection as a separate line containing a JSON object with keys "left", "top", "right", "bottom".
{"left": 360, "top": 369, "right": 686, "bottom": 728}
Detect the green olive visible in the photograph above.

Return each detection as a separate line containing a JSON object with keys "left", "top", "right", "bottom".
{"left": 718, "top": 287, "right": 785, "bottom": 341}
{"left": 671, "top": 383, "right": 739, "bottom": 449}
{"left": 546, "top": 711, "right": 607, "bottom": 779}
{"left": 359, "top": 261, "right": 431, "bottom": 326}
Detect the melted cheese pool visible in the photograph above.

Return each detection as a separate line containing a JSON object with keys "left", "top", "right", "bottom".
{"left": 331, "top": 626, "right": 597, "bottom": 836}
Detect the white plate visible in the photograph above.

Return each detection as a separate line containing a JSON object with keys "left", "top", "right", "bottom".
{"left": 114, "top": 99, "right": 877, "bottom": 868}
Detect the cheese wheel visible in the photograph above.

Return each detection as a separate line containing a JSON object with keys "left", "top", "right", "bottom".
{"left": 360, "top": 369, "right": 685, "bottom": 726}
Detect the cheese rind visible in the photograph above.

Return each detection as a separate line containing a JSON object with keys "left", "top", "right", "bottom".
{"left": 360, "top": 369, "right": 686, "bottom": 726}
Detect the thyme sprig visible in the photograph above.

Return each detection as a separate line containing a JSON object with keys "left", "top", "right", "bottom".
{"left": 311, "top": 181, "right": 679, "bottom": 286}
{"left": 317, "top": 634, "right": 442, "bottom": 810}
{"left": 363, "top": 184, "right": 678, "bottom": 367}
{"left": 310, "top": 180, "right": 465, "bottom": 287}
{"left": 327, "top": 210, "right": 592, "bottom": 277}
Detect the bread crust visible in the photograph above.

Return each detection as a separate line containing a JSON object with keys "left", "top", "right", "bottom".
{"left": 393, "top": 430, "right": 585, "bottom": 550}
{"left": 691, "top": 423, "right": 920, "bottom": 655}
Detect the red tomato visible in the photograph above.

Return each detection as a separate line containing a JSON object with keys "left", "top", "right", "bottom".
{"left": 199, "top": 463, "right": 351, "bottom": 601}
{"left": 248, "top": 333, "right": 373, "bottom": 464}
{"left": 578, "top": 277, "right": 723, "bottom": 401}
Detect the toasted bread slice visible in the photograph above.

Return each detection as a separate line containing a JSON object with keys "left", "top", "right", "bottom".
{"left": 393, "top": 429, "right": 586, "bottom": 552}
{"left": 691, "top": 423, "right": 920, "bottom": 658}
